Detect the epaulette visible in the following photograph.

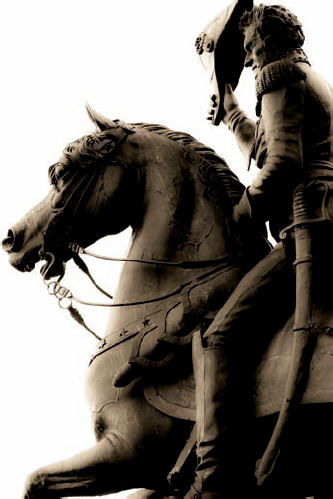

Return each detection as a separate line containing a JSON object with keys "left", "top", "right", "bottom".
{"left": 255, "top": 61, "right": 307, "bottom": 116}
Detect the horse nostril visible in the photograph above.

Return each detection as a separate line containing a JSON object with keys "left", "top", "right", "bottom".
{"left": 2, "top": 229, "right": 15, "bottom": 252}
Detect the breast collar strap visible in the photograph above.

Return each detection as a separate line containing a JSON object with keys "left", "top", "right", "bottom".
{"left": 69, "top": 242, "right": 235, "bottom": 269}
{"left": 43, "top": 248, "right": 239, "bottom": 341}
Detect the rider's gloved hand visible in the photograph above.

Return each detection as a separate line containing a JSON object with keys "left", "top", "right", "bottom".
{"left": 232, "top": 187, "right": 254, "bottom": 224}
{"left": 233, "top": 188, "right": 272, "bottom": 264}
{"left": 206, "top": 84, "right": 242, "bottom": 128}
{"left": 206, "top": 94, "right": 218, "bottom": 122}
{"left": 223, "top": 84, "right": 245, "bottom": 131}
{"left": 207, "top": 84, "right": 256, "bottom": 163}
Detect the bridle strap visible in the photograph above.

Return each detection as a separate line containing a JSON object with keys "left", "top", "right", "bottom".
{"left": 72, "top": 252, "right": 113, "bottom": 300}
{"left": 43, "top": 248, "right": 237, "bottom": 341}
{"left": 69, "top": 242, "right": 233, "bottom": 269}
{"left": 46, "top": 251, "right": 236, "bottom": 309}
{"left": 44, "top": 237, "right": 238, "bottom": 341}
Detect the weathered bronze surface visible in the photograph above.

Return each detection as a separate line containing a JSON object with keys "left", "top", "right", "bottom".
{"left": 2, "top": 2, "right": 332, "bottom": 496}
{"left": 2, "top": 103, "right": 332, "bottom": 497}
{"left": 191, "top": 2, "right": 332, "bottom": 497}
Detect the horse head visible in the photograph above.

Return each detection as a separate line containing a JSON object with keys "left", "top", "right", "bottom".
{"left": 3, "top": 106, "right": 251, "bottom": 285}
{"left": 4, "top": 108, "right": 297, "bottom": 499}
{"left": 2, "top": 108, "right": 140, "bottom": 279}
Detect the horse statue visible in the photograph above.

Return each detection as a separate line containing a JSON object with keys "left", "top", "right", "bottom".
{"left": 2, "top": 107, "right": 333, "bottom": 499}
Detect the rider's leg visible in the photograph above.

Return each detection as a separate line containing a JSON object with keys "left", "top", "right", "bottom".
{"left": 187, "top": 242, "right": 295, "bottom": 498}
{"left": 114, "top": 264, "right": 246, "bottom": 389}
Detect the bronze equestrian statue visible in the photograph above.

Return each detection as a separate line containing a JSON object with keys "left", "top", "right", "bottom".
{"left": 2, "top": 2, "right": 332, "bottom": 498}
{"left": 183, "top": 2, "right": 333, "bottom": 497}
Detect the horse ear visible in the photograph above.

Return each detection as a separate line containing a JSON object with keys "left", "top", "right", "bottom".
{"left": 85, "top": 103, "right": 117, "bottom": 131}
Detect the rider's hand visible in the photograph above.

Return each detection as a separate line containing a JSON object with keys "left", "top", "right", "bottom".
{"left": 232, "top": 188, "right": 254, "bottom": 224}
{"left": 206, "top": 94, "right": 218, "bottom": 122}
{"left": 206, "top": 84, "right": 241, "bottom": 127}
{"left": 221, "top": 83, "right": 240, "bottom": 126}
{"left": 233, "top": 189, "right": 273, "bottom": 263}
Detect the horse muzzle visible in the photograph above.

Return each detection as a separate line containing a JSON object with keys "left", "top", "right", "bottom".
{"left": 2, "top": 228, "right": 21, "bottom": 253}
{"left": 2, "top": 226, "right": 39, "bottom": 272}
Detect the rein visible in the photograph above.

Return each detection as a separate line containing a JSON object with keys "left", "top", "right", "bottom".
{"left": 69, "top": 242, "right": 233, "bottom": 269}
{"left": 42, "top": 245, "right": 237, "bottom": 341}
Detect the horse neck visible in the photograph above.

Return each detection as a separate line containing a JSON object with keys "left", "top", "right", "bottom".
{"left": 106, "top": 139, "right": 237, "bottom": 331}
{"left": 130, "top": 139, "right": 236, "bottom": 257}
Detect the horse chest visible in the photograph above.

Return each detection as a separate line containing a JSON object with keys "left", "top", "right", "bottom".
{"left": 85, "top": 262, "right": 245, "bottom": 414}
{"left": 85, "top": 318, "right": 159, "bottom": 413}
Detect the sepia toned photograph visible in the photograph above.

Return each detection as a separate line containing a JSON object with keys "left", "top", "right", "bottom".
{"left": 0, "top": 1, "right": 331, "bottom": 497}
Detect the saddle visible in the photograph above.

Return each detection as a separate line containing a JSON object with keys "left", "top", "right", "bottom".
{"left": 143, "top": 305, "right": 333, "bottom": 421}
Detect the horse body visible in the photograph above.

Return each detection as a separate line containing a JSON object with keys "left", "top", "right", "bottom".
{"left": 104, "top": 125, "right": 240, "bottom": 332}
{"left": 3, "top": 110, "right": 333, "bottom": 498}
{"left": 82, "top": 124, "right": 246, "bottom": 495}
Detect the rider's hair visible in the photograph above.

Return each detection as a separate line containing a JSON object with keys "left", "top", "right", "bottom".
{"left": 240, "top": 4, "right": 305, "bottom": 62}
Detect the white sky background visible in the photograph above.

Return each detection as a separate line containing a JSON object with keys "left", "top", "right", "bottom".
{"left": 0, "top": 1, "right": 331, "bottom": 497}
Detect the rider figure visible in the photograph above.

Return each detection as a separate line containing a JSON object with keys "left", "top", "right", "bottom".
{"left": 113, "top": 3, "right": 332, "bottom": 496}
{"left": 186, "top": 3, "right": 332, "bottom": 498}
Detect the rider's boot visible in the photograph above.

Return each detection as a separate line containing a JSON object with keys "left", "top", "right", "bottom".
{"left": 185, "top": 333, "right": 256, "bottom": 498}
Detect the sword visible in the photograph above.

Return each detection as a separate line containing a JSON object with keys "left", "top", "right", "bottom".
{"left": 256, "top": 182, "right": 330, "bottom": 484}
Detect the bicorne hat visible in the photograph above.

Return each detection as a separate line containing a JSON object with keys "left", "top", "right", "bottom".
{"left": 195, "top": 0, "right": 253, "bottom": 125}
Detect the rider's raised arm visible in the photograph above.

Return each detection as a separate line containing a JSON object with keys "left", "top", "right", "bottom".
{"left": 220, "top": 83, "right": 256, "bottom": 165}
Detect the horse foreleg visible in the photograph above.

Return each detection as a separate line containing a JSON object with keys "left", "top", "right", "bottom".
{"left": 23, "top": 430, "right": 137, "bottom": 498}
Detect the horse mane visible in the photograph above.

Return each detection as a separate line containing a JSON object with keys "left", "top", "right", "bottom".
{"left": 132, "top": 122, "right": 245, "bottom": 205}
{"left": 62, "top": 119, "right": 245, "bottom": 206}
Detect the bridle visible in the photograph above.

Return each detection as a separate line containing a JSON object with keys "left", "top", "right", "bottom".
{"left": 40, "top": 131, "right": 240, "bottom": 340}
{"left": 42, "top": 243, "right": 237, "bottom": 341}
